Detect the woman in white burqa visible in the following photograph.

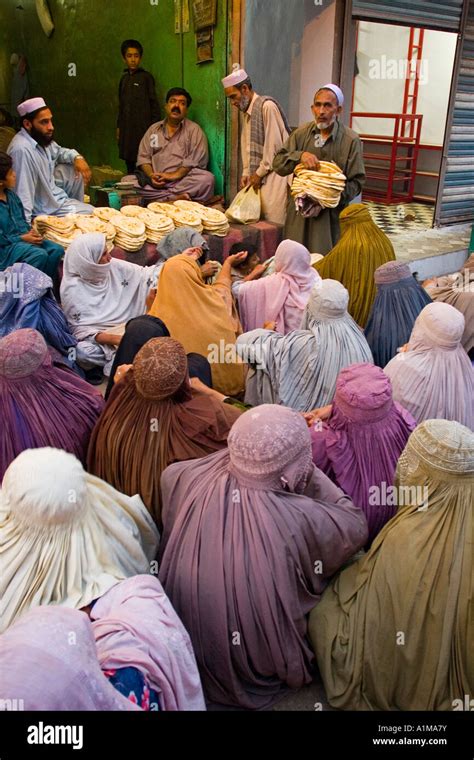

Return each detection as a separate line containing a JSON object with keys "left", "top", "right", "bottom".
{"left": 60, "top": 232, "right": 160, "bottom": 377}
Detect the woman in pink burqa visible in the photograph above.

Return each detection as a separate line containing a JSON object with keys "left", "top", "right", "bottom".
{"left": 236, "top": 239, "right": 321, "bottom": 334}
{"left": 158, "top": 404, "right": 368, "bottom": 709}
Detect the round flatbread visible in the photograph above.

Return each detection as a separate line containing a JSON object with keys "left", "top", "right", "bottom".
{"left": 120, "top": 205, "right": 148, "bottom": 218}
{"left": 93, "top": 207, "right": 122, "bottom": 222}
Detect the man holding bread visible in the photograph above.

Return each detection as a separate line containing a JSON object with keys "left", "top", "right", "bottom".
{"left": 273, "top": 84, "right": 365, "bottom": 255}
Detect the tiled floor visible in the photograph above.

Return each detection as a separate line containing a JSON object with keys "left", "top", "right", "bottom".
{"left": 367, "top": 201, "right": 434, "bottom": 233}
{"left": 366, "top": 201, "right": 471, "bottom": 276}
{"left": 387, "top": 223, "right": 471, "bottom": 262}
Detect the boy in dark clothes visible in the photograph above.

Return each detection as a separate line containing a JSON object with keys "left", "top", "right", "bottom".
{"left": 117, "top": 39, "right": 160, "bottom": 174}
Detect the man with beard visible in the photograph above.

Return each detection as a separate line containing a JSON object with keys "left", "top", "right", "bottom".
{"left": 222, "top": 67, "right": 290, "bottom": 225}
{"left": 136, "top": 87, "right": 214, "bottom": 203}
{"left": 273, "top": 85, "right": 365, "bottom": 254}
{"left": 7, "top": 97, "right": 93, "bottom": 224}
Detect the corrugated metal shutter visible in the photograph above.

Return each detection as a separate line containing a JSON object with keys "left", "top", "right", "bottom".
{"left": 436, "top": 1, "right": 474, "bottom": 224}
{"left": 352, "top": 0, "right": 463, "bottom": 32}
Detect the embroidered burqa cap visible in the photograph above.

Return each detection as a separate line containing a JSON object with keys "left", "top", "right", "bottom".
{"left": 374, "top": 260, "right": 412, "bottom": 284}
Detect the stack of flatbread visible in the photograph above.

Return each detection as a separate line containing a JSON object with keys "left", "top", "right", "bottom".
{"left": 173, "top": 200, "right": 229, "bottom": 236}
{"left": 93, "top": 207, "right": 122, "bottom": 223}
{"left": 291, "top": 161, "right": 346, "bottom": 208}
{"left": 33, "top": 215, "right": 81, "bottom": 247}
{"left": 139, "top": 211, "right": 175, "bottom": 243}
{"left": 165, "top": 206, "right": 203, "bottom": 233}
{"left": 199, "top": 207, "right": 230, "bottom": 236}
{"left": 74, "top": 215, "right": 116, "bottom": 246}
{"left": 112, "top": 216, "right": 147, "bottom": 251}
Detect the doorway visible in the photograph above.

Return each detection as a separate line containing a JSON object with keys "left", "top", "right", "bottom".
{"left": 350, "top": 20, "right": 457, "bottom": 232}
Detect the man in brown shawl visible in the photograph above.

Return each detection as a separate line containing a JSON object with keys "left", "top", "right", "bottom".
{"left": 273, "top": 84, "right": 365, "bottom": 255}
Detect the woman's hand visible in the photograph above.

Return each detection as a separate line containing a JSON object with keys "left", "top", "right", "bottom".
{"left": 95, "top": 332, "right": 122, "bottom": 347}
{"left": 145, "top": 287, "right": 157, "bottom": 312}
{"left": 245, "top": 263, "right": 267, "bottom": 281}
{"left": 263, "top": 320, "right": 277, "bottom": 331}
{"left": 226, "top": 252, "right": 249, "bottom": 267}
{"left": 190, "top": 376, "right": 227, "bottom": 401}
{"left": 189, "top": 376, "right": 212, "bottom": 394}
{"left": 113, "top": 363, "right": 132, "bottom": 384}
{"left": 182, "top": 246, "right": 203, "bottom": 260}
{"left": 302, "top": 404, "right": 332, "bottom": 428}
{"left": 200, "top": 260, "right": 220, "bottom": 279}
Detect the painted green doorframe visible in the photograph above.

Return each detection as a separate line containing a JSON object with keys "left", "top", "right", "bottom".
{"left": 182, "top": 0, "right": 230, "bottom": 196}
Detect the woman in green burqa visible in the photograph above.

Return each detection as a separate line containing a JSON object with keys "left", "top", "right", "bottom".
{"left": 308, "top": 419, "right": 474, "bottom": 711}
{"left": 314, "top": 204, "right": 395, "bottom": 327}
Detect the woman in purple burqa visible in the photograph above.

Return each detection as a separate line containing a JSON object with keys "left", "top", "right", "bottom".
{"left": 158, "top": 404, "right": 368, "bottom": 710}
{"left": 309, "top": 363, "right": 417, "bottom": 544}
{"left": 0, "top": 261, "right": 77, "bottom": 367}
{"left": 0, "top": 328, "right": 104, "bottom": 478}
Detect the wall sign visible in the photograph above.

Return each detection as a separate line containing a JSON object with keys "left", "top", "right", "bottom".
{"left": 192, "top": 0, "right": 217, "bottom": 64}
{"left": 192, "top": 0, "right": 217, "bottom": 31}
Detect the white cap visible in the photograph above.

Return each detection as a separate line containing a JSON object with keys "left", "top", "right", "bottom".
{"left": 318, "top": 84, "right": 344, "bottom": 106}
{"left": 17, "top": 97, "right": 47, "bottom": 117}
{"left": 222, "top": 63, "right": 249, "bottom": 89}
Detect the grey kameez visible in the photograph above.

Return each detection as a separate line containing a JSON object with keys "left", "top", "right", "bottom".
{"left": 272, "top": 120, "right": 365, "bottom": 255}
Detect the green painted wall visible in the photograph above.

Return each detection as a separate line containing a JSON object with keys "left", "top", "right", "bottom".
{"left": 2, "top": 0, "right": 229, "bottom": 194}
{"left": 0, "top": 3, "right": 19, "bottom": 111}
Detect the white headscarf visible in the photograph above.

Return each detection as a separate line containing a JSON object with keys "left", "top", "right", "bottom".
{"left": 0, "top": 447, "right": 159, "bottom": 632}
{"left": 384, "top": 302, "right": 474, "bottom": 428}
{"left": 60, "top": 233, "right": 159, "bottom": 341}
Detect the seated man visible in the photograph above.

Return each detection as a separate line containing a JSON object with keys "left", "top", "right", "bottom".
{"left": 135, "top": 87, "right": 214, "bottom": 204}
{"left": 8, "top": 97, "right": 93, "bottom": 224}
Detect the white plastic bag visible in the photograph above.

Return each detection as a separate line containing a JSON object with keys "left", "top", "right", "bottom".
{"left": 225, "top": 186, "right": 261, "bottom": 225}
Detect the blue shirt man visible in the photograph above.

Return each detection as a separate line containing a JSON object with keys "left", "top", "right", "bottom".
{"left": 8, "top": 97, "right": 93, "bottom": 223}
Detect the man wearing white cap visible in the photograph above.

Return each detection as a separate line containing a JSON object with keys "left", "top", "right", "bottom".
{"left": 7, "top": 97, "right": 93, "bottom": 224}
{"left": 222, "top": 66, "right": 290, "bottom": 225}
{"left": 273, "top": 85, "right": 365, "bottom": 255}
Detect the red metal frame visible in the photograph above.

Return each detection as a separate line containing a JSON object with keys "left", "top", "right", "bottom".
{"left": 350, "top": 20, "right": 360, "bottom": 116}
{"left": 351, "top": 112, "right": 423, "bottom": 203}
{"left": 402, "top": 28, "right": 425, "bottom": 139}
{"left": 351, "top": 24, "right": 426, "bottom": 202}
